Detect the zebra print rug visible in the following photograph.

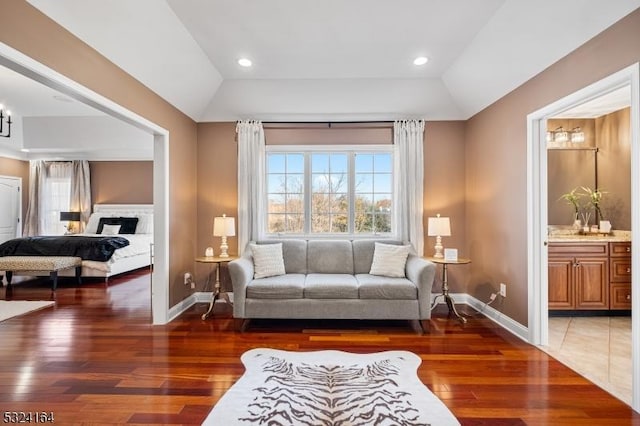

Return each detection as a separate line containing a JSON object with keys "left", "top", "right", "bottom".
{"left": 203, "top": 348, "right": 459, "bottom": 426}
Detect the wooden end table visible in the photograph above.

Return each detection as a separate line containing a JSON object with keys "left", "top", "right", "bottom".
{"left": 195, "top": 255, "right": 238, "bottom": 320}
{"left": 424, "top": 256, "right": 471, "bottom": 323}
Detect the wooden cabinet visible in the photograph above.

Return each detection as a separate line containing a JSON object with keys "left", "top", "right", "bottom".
{"left": 548, "top": 241, "right": 631, "bottom": 311}
{"left": 609, "top": 242, "right": 631, "bottom": 310}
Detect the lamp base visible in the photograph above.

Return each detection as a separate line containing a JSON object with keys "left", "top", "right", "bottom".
{"left": 433, "top": 236, "right": 444, "bottom": 258}
{"left": 219, "top": 236, "right": 229, "bottom": 258}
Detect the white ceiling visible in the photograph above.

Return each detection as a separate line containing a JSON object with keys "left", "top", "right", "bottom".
{"left": 552, "top": 86, "right": 631, "bottom": 118}
{"left": 24, "top": 0, "right": 640, "bottom": 123}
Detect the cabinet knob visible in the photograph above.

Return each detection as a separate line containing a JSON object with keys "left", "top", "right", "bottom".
{"left": 626, "top": 246, "right": 631, "bottom": 252}
{"left": 626, "top": 268, "right": 631, "bottom": 273}
{"left": 627, "top": 294, "right": 631, "bottom": 300}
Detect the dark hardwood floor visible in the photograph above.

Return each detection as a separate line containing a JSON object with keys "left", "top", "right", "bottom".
{"left": 1, "top": 271, "right": 638, "bottom": 425}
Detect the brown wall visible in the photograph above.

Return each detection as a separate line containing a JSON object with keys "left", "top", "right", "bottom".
{"left": 90, "top": 161, "right": 153, "bottom": 206}
{"left": 465, "top": 9, "right": 640, "bottom": 326}
{"left": 0, "top": 156, "right": 29, "bottom": 226}
{"left": 1, "top": 2, "right": 198, "bottom": 308}
{"left": 596, "top": 107, "right": 631, "bottom": 230}
{"left": 195, "top": 121, "right": 467, "bottom": 291}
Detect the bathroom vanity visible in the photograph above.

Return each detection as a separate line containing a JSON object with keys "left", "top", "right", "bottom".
{"left": 548, "top": 232, "right": 631, "bottom": 312}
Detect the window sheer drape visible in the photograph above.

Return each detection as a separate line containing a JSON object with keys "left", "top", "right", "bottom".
{"left": 23, "top": 160, "right": 92, "bottom": 236}
{"left": 236, "top": 120, "right": 266, "bottom": 254}
{"left": 393, "top": 120, "right": 425, "bottom": 256}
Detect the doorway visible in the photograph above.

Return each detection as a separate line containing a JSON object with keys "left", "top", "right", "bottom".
{"left": 0, "top": 175, "right": 21, "bottom": 244}
{"left": 527, "top": 63, "right": 640, "bottom": 412}
{"left": 0, "top": 42, "right": 171, "bottom": 325}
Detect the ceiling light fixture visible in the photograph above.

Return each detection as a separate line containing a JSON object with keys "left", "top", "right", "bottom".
{"left": 0, "top": 104, "right": 12, "bottom": 138}
{"left": 413, "top": 56, "right": 429, "bottom": 66}
{"left": 238, "top": 58, "right": 252, "bottom": 67}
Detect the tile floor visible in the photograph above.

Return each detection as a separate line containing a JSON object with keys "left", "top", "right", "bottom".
{"left": 540, "top": 316, "right": 632, "bottom": 405}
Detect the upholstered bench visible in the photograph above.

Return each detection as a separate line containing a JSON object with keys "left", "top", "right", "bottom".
{"left": 0, "top": 256, "right": 83, "bottom": 291}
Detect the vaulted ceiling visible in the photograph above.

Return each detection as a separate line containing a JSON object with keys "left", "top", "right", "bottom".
{"left": 24, "top": 0, "right": 640, "bottom": 122}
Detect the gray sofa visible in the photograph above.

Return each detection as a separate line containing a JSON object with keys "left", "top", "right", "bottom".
{"left": 228, "top": 239, "right": 436, "bottom": 331}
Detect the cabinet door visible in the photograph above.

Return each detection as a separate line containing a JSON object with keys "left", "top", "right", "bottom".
{"left": 575, "top": 257, "right": 609, "bottom": 309}
{"left": 549, "top": 258, "right": 574, "bottom": 309}
{"left": 610, "top": 283, "right": 632, "bottom": 310}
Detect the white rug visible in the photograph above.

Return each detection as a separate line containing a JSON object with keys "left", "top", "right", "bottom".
{"left": 203, "top": 348, "right": 459, "bottom": 426}
{"left": 0, "top": 300, "right": 55, "bottom": 322}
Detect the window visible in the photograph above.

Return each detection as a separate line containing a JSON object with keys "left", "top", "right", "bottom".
{"left": 266, "top": 146, "right": 393, "bottom": 236}
{"left": 43, "top": 176, "right": 71, "bottom": 235}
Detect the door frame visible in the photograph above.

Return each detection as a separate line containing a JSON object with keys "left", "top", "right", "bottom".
{"left": 527, "top": 63, "right": 640, "bottom": 411}
{"left": 0, "top": 42, "right": 171, "bottom": 325}
{"left": 0, "top": 174, "right": 22, "bottom": 238}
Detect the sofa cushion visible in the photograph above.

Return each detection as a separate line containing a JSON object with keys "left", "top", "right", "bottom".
{"left": 352, "top": 240, "right": 403, "bottom": 274}
{"left": 257, "top": 239, "right": 307, "bottom": 274}
{"left": 304, "top": 273, "right": 358, "bottom": 299}
{"left": 369, "top": 242, "right": 411, "bottom": 278}
{"left": 356, "top": 274, "right": 417, "bottom": 300}
{"left": 250, "top": 243, "right": 286, "bottom": 279}
{"left": 247, "top": 274, "right": 306, "bottom": 299}
{"left": 307, "top": 240, "right": 354, "bottom": 274}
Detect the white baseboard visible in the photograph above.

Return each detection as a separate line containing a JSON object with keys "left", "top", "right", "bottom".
{"left": 433, "top": 293, "right": 529, "bottom": 342}
{"left": 168, "top": 292, "right": 229, "bottom": 322}
{"left": 170, "top": 291, "right": 529, "bottom": 343}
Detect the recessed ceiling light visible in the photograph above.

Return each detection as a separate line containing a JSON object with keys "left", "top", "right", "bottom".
{"left": 413, "top": 56, "right": 429, "bottom": 66}
{"left": 238, "top": 58, "right": 252, "bottom": 67}
{"left": 20, "top": 148, "right": 30, "bottom": 153}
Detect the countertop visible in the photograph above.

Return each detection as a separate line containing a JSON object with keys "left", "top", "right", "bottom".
{"left": 547, "top": 229, "right": 631, "bottom": 243}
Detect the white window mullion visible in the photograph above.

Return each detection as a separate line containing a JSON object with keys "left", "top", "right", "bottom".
{"left": 348, "top": 152, "right": 355, "bottom": 234}
{"left": 304, "top": 153, "right": 312, "bottom": 234}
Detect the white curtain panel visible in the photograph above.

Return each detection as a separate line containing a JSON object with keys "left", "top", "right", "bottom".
{"left": 393, "top": 120, "right": 425, "bottom": 256}
{"left": 236, "top": 120, "right": 266, "bottom": 255}
{"left": 23, "top": 160, "right": 46, "bottom": 236}
{"left": 70, "top": 160, "right": 92, "bottom": 233}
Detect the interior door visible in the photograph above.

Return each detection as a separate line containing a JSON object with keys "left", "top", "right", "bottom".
{"left": 0, "top": 176, "right": 21, "bottom": 244}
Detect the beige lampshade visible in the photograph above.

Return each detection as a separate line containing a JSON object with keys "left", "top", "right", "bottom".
{"left": 213, "top": 214, "right": 236, "bottom": 237}
{"left": 427, "top": 215, "right": 451, "bottom": 237}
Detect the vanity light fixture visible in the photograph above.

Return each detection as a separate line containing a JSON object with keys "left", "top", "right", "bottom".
{"left": 547, "top": 126, "right": 585, "bottom": 144}
{"left": 553, "top": 127, "right": 569, "bottom": 143}
{"left": 0, "top": 104, "right": 12, "bottom": 138}
{"left": 238, "top": 58, "right": 252, "bottom": 67}
{"left": 570, "top": 127, "right": 585, "bottom": 143}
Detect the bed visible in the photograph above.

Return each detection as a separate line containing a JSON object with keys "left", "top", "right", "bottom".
{"left": 6, "top": 204, "right": 154, "bottom": 281}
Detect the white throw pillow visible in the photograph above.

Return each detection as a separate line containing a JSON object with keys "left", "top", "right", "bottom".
{"left": 369, "top": 242, "right": 411, "bottom": 278}
{"left": 136, "top": 214, "right": 154, "bottom": 234}
{"left": 251, "top": 243, "right": 286, "bottom": 279}
{"left": 101, "top": 224, "right": 121, "bottom": 235}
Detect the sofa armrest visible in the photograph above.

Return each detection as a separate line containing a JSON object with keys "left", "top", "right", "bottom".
{"left": 405, "top": 255, "right": 436, "bottom": 319}
{"left": 228, "top": 256, "right": 254, "bottom": 318}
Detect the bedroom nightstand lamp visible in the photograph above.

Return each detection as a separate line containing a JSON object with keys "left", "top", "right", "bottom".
{"left": 213, "top": 214, "right": 236, "bottom": 258}
{"left": 60, "top": 211, "right": 81, "bottom": 234}
{"left": 427, "top": 214, "right": 451, "bottom": 258}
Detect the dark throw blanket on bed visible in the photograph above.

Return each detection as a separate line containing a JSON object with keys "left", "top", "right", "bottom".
{"left": 0, "top": 236, "right": 130, "bottom": 262}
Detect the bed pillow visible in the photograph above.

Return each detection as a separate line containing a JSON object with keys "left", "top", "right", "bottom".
{"left": 369, "top": 242, "right": 411, "bottom": 278}
{"left": 86, "top": 213, "right": 111, "bottom": 234}
{"left": 135, "top": 214, "right": 154, "bottom": 234}
{"left": 100, "top": 224, "right": 121, "bottom": 235}
{"left": 97, "top": 217, "right": 139, "bottom": 234}
{"left": 250, "top": 243, "right": 286, "bottom": 279}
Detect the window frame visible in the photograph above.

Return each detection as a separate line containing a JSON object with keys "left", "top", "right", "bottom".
{"left": 265, "top": 144, "right": 395, "bottom": 239}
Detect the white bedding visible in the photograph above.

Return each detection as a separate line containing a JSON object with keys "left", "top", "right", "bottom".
{"left": 76, "top": 233, "right": 153, "bottom": 273}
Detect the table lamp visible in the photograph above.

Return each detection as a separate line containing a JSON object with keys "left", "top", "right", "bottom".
{"left": 427, "top": 214, "right": 451, "bottom": 258}
{"left": 60, "top": 211, "right": 81, "bottom": 234}
{"left": 213, "top": 214, "right": 236, "bottom": 258}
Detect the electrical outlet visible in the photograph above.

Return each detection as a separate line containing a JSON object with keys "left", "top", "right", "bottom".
{"left": 499, "top": 283, "right": 507, "bottom": 298}
{"left": 184, "top": 272, "right": 192, "bottom": 286}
